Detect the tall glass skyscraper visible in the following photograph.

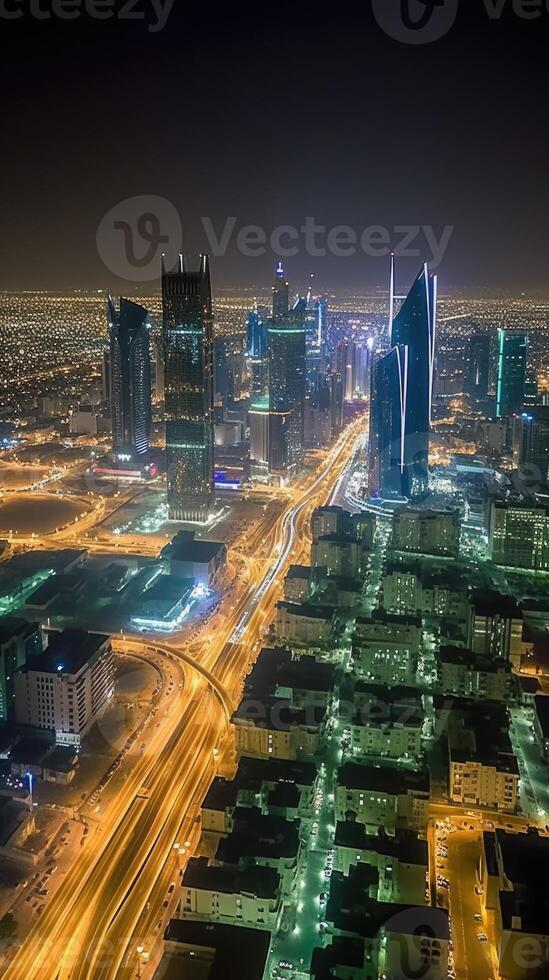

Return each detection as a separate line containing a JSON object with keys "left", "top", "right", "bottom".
{"left": 162, "top": 254, "right": 215, "bottom": 522}
{"left": 268, "top": 264, "right": 306, "bottom": 478}
{"left": 496, "top": 329, "right": 528, "bottom": 418}
{"left": 368, "top": 260, "right": 437, "bottom": 501}
{"left": 246, "top": 305, "right": 269, "bottom": 396}
{"left": 106, "top": 296, "right": 152, "bottom": 458}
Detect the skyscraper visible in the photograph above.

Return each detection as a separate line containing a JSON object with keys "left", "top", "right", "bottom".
{"left": 516, "top": 406, "right": 549, "bottom": 488}
{"left": 246, "top": 305, "right": 269, "bottom": 397}
{"left": 162, "top": 254, "right": 215, "bottom": 522}
{"left": 106, "top": 296, "right": 152, "bottom": 458}
{"left": 496, "top": 329, "right": 528, "bottom": 418}
{"left": 465, "top": 333, "right": 490, "bottom": 402}
{"left": 268, "top": 264, "right": 306, "bottom": 479}
{"left": 368, "top": 258, "right": 437, "bottom": 501}
{"left": 304, "top": 282, "right": 328, "bottom": 391}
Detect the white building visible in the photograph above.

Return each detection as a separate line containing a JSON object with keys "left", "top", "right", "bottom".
{"left": 14, "top": 630, "right": 114, "bottom": 747}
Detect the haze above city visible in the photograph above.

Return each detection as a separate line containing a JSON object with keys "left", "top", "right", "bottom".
{"left": 1, "top": 3, "right": 548, "bottom": 292}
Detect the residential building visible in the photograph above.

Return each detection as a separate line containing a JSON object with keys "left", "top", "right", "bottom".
{"left": 180, "top": 857, "right": 281, "bottom": 930}
{"left": 161, "top": 920, "right": 271, "bottom": 980}
{"left": 14, "top": 630, "right": 114, "bottom": 747}
{"left": 439, "top": 698, "right": 519, "bottom": 812}
{"left": 490, "top": 501, "right": 549, "bottom": 571}
{"left": 392, "top": 508, "right": 460, "bottom": 558}
{"left": 352, "top": 613, "right": 421, "bottom": 686}
{"left": 480, "top": 830, "right": 549, "bottom": 980}
{"left": 438, "top": 646, "right": 511, "bottom": 701}
{"left": 214, "top": 807, "right": 301, "bottom": 897}
{"left": 336, "top": 762, "right": 430, "bottom": 834}
{"left": 334, "top": 823, "right": 428, "bottom": 905}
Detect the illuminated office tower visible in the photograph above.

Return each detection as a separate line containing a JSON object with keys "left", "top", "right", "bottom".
{"left": 162, "top": 254, "right": 215, "bottom": 522}
{"left": 516, "top": 406, "right": 549, "bottom": 488}
{"left": 304, "top": 282, "right": 328, "bottom": 390}
{"left": 268, "top": 264, "right": 306, "bottom": 478}
{"left": 465, "top": 333, "right": 490, "bottom": 401}
{"left": 247, "top": 305, "right": 269, "bottom": 396}
{"left": 496, "top": 329, "right": 528, "bottom": 418}
{"left": 368, "top": 346, "right": 408, "bottom": 500}
{"left": 106, "top": 296, "right": 152, "bottom": 458}
{"left": 368, "top": 258, "right": 436, "bottom": 500}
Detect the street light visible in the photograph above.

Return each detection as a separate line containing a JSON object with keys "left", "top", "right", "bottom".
{"left": 25, "top": 770, "right": 33, "bottom": 806}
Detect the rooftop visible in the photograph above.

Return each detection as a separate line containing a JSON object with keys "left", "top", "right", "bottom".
{"left": 338, "top": 762, "right": 429, "bottom": 796}
{"left": 182, "top": 856, "right": 280, "bottom": 900}
{"left": 163, "top": 530, "right": 225, "bottom": 565}
{"left": 162, "top": 919, "right": 271, "bottom": 980}
{"left": 0, "top": 616, "right": 40, "bottom": 645}
{"left": 21, "top": 629, "right": 110, "bottom": 676}
{"left": 216, "top": 807, "right": 300, "bottom": 862}
{"left": 334, "top": 822, "right": 428, "bottom": 866}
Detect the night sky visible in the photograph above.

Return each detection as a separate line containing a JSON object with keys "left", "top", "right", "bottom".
{"left": 1, "top": 1, "right": 548, "bottom": 294}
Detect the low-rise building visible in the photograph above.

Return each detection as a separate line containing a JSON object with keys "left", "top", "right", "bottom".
{"left": 272, "top": 601, "right": 334, "bottom": 648}
{"left": 201, "top": 756, "right": 318, "bottom": 836}
{"left": 334, "top": 823, "right": 428, "bottom": 905}
{"left": 392, "top": 508, "right": 460, "bottom": 558}
{"left": 311, "top": 506, "right": 375, "bottom": 548}
{"left": 214, "top": 807, "right": 301, "bottom": 897}
{"left": 438, "top": 698, "right": 519, "bottom": 812}
{"left": 283, "top": 565, "right": 315, "bottom": 603}
{"left": 325, "top": 867, "right": 450, "bottom": 980}
{"left": 336, "top": 762, "right": 430, "bottom": 834}
{"left": 533, "top": 695, "right": 549, "bottom": 762}
{"left": 480, "top": 829, "right": 549, "bottom": 980}
{"left": 438, "top": 646, "right": 511, "bottom": 700}
{"left": 470, "top": 591, "right": 525, "bottom": 668}
{"left": 349, "top": 683, "right": 423, "bottom": 761}
{"left": 161, "top": 530, "right": 227, "bottom": 587}
{"left": 490, "top": 501, "right": 549, "bottom": 571}
{"left": 180, "top": 856, "right": 282, "bottom": 930}
{"left": 14, "top": 630, "right": 115, "bottom": 747}
{"left": 161, "top": 920, "right": 271, "bottom": 980}
{"left": 352, "top": 613, "right": 421, "bottom": 686}
{"left": 311, "top": 534, "right": 364, "bottom": 579}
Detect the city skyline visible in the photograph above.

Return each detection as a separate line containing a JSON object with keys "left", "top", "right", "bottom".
{"left": 1, "top": 4, "right": 549, "bottom": 980}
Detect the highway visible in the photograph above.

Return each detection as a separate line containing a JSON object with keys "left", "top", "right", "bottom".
{"left": 3, "top": 414, "right": 367, "bottom": 980}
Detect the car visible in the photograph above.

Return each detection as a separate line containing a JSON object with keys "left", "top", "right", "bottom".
{"left": 277, "top": 962, "right": 294, "bottom": 973}
{"left": 163, "top": 900, "right": 169, "bottom": 908}
{"left": 475, "top": 884, "right": 483, "bottom": 895}
{"left": 477, "top": 933, "right": 488, "bottom": 942}
{"left": 319, "top": 891, "right": 328, "bottom": 906}
{"left": 473, "top": 913, "right": 482, "bottom": 922}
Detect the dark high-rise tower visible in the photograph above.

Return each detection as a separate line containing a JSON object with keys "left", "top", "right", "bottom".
{"left": 496, "top": 329, "right": 528, "bottom": 418}
{"left": 465, "top": 334, "right": 490, "bottom": 402}
{"left": 368, "top": 257, "right": 436, "bottom": 501}
{"left": 162, "top": 254, "right": 215, "bottom": 522}
{"left": 268, "top": 264, "right": 306, "bottom": 478}
{"left": 516, "top": 406, "right": 549, "bottom": 488}
{"left": 106, "top": 296, "right": 151, "bottom": 458}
